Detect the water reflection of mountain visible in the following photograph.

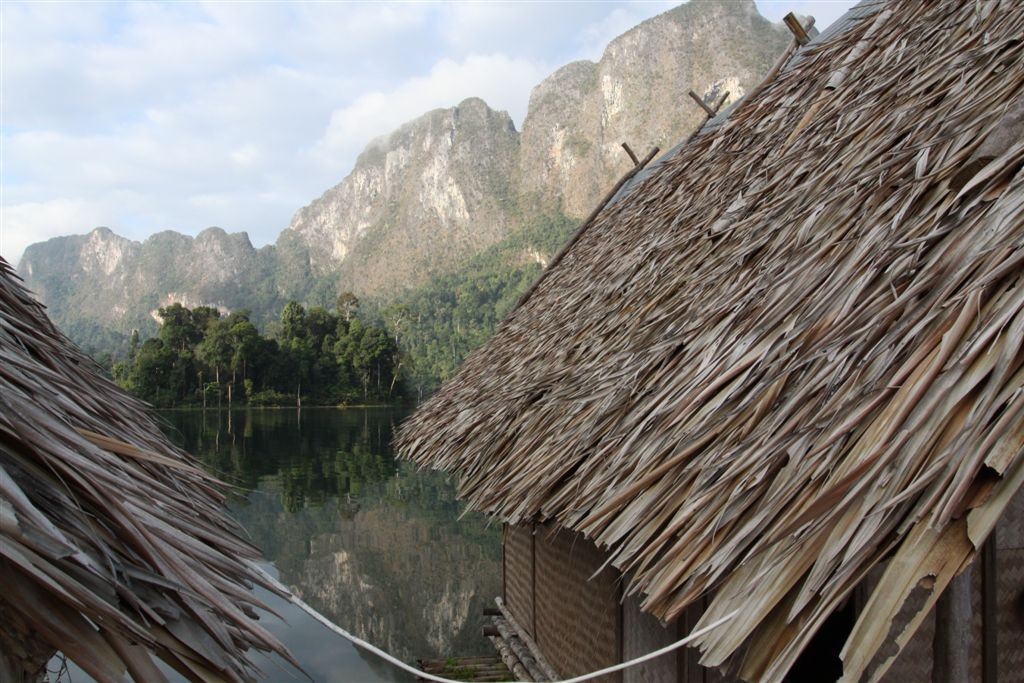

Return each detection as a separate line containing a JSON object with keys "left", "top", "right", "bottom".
{"left": 161, "top": 408, "right": 502, "bottom": 665}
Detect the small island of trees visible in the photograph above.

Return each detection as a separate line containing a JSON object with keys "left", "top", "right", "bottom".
{"left": 112, "top": 294, "right": 400, "bottom": 408}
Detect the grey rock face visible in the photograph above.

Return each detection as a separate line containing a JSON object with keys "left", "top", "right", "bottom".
{"left": 518, "top": 0, "right": 789, "bottom": 218}
{"left": 283, "top": 97, "right": 520, "bottom": 296}
{"left": 20, "top": 226, "right": 268, "bottom": 334}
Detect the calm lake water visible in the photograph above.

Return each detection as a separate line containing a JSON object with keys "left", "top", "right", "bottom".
{"left": 53, "top": 407, "right": 502, "bottom": 683}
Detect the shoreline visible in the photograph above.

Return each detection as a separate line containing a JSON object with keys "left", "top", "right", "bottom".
{"left": 156, "top": 403, "right": 410, "bottom": 412}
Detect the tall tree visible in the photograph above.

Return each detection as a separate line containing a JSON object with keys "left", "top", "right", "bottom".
{"left": 280, "top": 301, "right": 307, "bottom": 341}
{"left": 158, "top": 303, "right": 199, "bottom": 351}
{"left": 230, "top": 319, "right": 261, "bottom": 384}
{"left": 196, "top": 319, "right": 232, "bottom": 385}
{"left": 336, "top": 292, "right": 360, "bottom": 323}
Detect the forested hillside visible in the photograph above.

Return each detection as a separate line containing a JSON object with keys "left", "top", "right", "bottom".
{"left": 116, "top": 209, "right": 574, "bottom": 404}
{"left": 385, "top": 211, "right": 576, "bottom": 397}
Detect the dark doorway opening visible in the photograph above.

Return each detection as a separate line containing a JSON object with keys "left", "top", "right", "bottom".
{"left": 784, "top": 597, "right": 856, "bottom": 682}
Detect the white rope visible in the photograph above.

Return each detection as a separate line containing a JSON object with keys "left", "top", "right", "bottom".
{"left": 252, "top": 564, "right": 737, "bottom": 683}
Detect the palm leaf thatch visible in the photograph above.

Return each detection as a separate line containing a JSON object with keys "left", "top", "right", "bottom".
{"left": 0, "top": 257, "right": 295, "bottom": 682}
{"left": 397, "top": 0, "right": 1024, "bottom": 680}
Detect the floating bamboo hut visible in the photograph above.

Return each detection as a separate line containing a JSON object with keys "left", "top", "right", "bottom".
{"left": 398, "top": 0, "right": 1024, "bottom": 681}
{"left": 0, "top": 257, "right": 294, "bottom": 681}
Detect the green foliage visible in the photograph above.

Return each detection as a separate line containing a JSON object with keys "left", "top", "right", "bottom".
{"left": 158, "top": 303, "right": 202, "bottom": 350}
{"left": 63, "top": 319, "right": 132, "bottom": 359}
{"left": 248, "top": 389, "right": 292, "bottom": 407}
{"left": 112, "top": 299, "right": 402, "bottom": 408}
{"left": 386, "top": 210, "right": 575, "bottom": 396}
{"left": 336, "top": 291, "right": 360, "bottom": 322}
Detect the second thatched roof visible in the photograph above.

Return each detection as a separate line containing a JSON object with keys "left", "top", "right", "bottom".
{"left": 0, "top": 258, "right": 295, "bottom": 681}
{"left": 397, "top": 1, "right": 1024, "bottom": 680}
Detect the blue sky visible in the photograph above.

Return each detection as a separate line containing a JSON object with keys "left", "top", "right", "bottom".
{"left": 0, "top": 0, "right": 856, "bottom": 265}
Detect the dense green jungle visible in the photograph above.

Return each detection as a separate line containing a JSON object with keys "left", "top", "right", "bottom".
{"left": 101, "top": 211, "right": 576, "bottom": 406}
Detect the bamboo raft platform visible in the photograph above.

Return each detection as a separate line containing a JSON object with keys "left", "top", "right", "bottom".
{"left": 416, "top": 654, "right": 513, "bottom": 682}
{"left": 417, "top": 598, "right": 556, "bottom": 682}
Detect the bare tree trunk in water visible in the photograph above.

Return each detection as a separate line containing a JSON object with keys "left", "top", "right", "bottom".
{"left": 389, "top": 362, "right": 402, "bottom": 397}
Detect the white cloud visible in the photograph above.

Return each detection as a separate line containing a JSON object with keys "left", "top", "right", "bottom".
{"left": 0, "top": 1, "right": 458, "bottom": 265}
{"left": 280, "top": 3, "right": 432, "bottom": 66}
{"left": 576, "top": 3, "right": 678, "bottom": 61}
{"left": 318, "top": 54, "right": 550, "bottom": 156}
{"left": 230, "top": 144, "right": 263, "bottom": 167}
{"left": 435, "top": 2, "right": 672, "bottom": 64}
{"left": 439, "top": 3, "right": 596, "bottom": 55}
{"left": 756, "top": 0, "right": 857, "bottom": 30}
{"left": 1, "top": 199, "right": 107, "bottom": 265}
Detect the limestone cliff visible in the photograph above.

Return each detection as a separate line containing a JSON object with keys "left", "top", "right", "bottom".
{"left": 518, "top": 0, "right": 789, "bottom": 218}
{"left": 19, "top": 226, "right": 275, "bottom": 336}
{"left": 282, "top": 97, "right": 519, "bottom": 296}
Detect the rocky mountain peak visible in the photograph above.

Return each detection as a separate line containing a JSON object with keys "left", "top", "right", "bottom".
{"left": 282, "top": 97, "right": 519, "bottom": 295}
{"left": 518, "top": 0, "right": 789, "bottom": 218}
{"left": 79, "top": 227, "right": 133, "bottom": 276}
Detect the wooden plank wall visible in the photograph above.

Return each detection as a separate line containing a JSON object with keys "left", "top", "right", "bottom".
{"left": 997, "top": 486, "right": 1023, "bottom": 682}
{"left": 622, "top": 593, "right": 676, "bottom": 683}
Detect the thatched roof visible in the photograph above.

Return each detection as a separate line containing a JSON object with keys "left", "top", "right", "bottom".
{"left": 397, "top": 1, "right": 1024, "bottom": 680}
{"left": 0, "top": 257, "right": 294, "bottom": 681}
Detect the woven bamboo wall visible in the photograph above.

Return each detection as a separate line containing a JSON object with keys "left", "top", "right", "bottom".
{"left": 534, "top": 523, "right": 621, "bottom": 683}
{"left": 504, "top": 524, "right": 535, "bottom": 637}
{"left": 1001, "top": 485, "right": 1024, "bottom": 549}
